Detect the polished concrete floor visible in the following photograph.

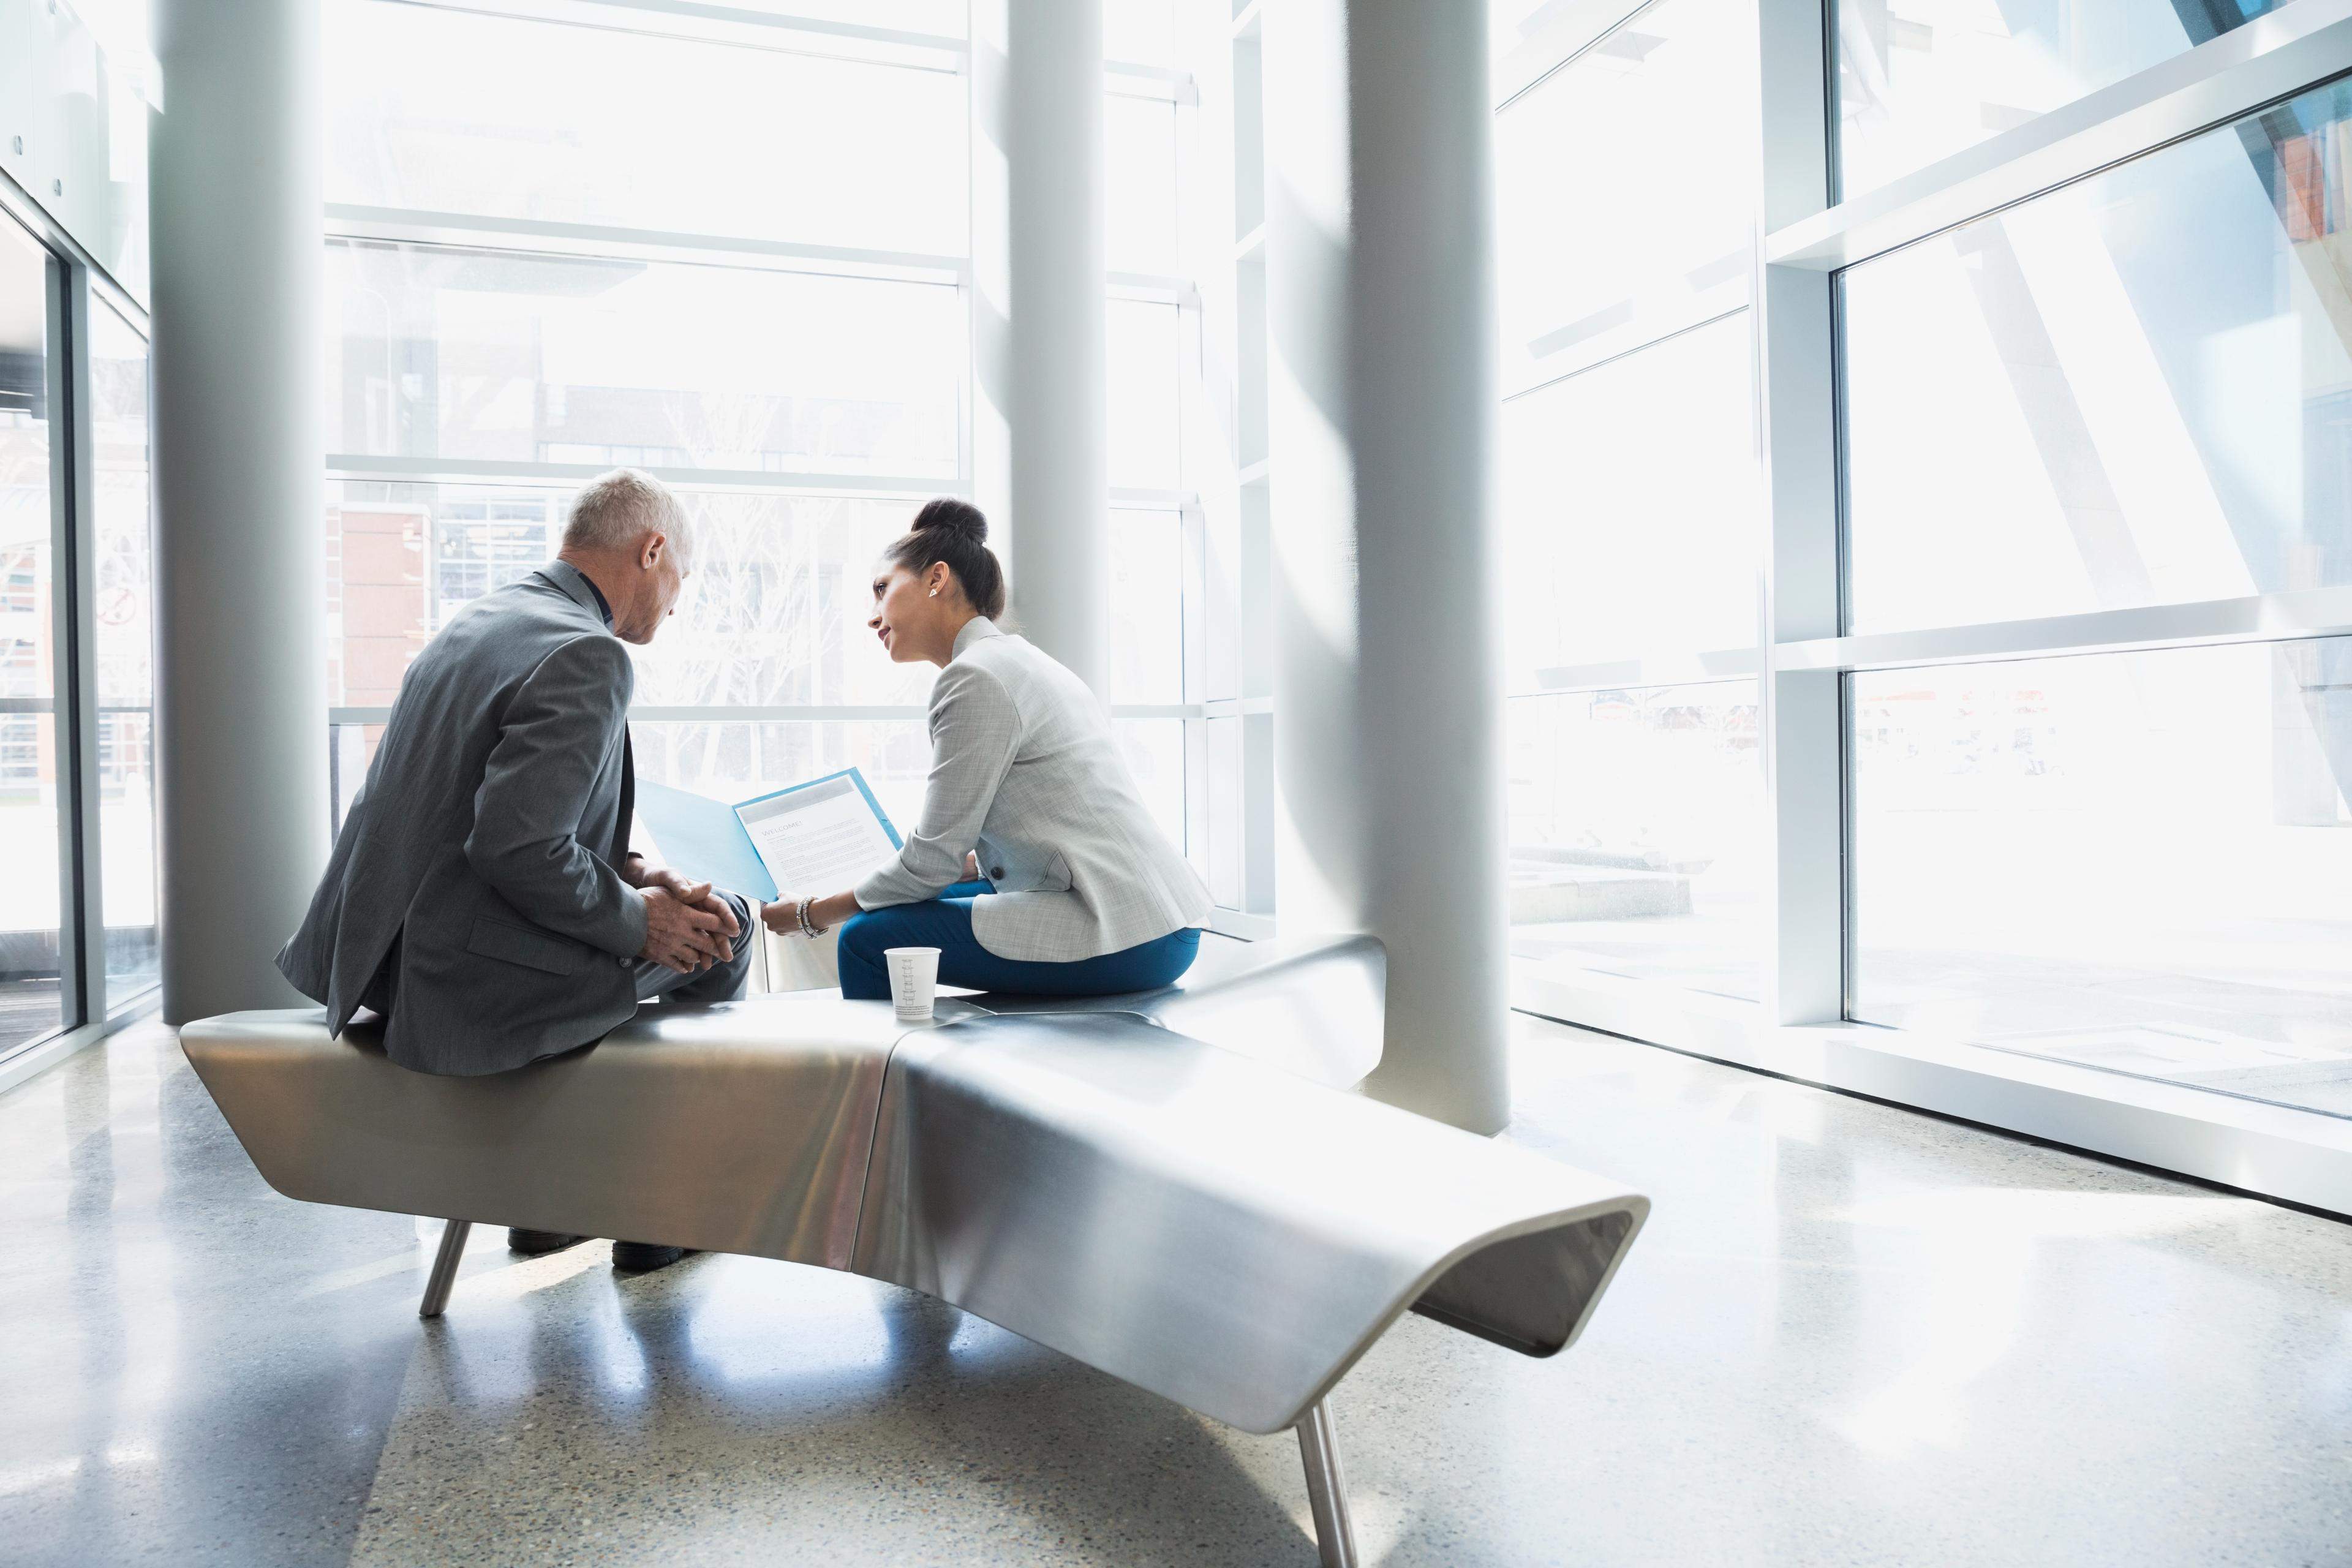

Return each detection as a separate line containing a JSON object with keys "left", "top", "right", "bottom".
{"left": 2, "top": 1014, "right": 2348, "bottom": 1567}
{"left": 0, "top": 978, "right": 67, "bottom": 1058}
{"left": 1515, "top": 919, "right": 2352, "bottom": 1119}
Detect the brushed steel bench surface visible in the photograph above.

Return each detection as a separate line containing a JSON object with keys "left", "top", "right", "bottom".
{"left": 181, "top": 992, "right": 935, "bottom": 1270}
{"left": 178, "top": 935, "right": 1646, "bottom": 1567}
{"left": 856, "top": 1009, "right": 1645, "bottom": 1434}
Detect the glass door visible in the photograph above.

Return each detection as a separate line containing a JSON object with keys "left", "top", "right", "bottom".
{"left": 0, "top": 211, "right": 72, "bottom": 1058}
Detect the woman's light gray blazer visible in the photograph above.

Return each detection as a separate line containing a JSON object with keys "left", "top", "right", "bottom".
{"left": 853, "top": 617, "right": 1213, "bottom": 962}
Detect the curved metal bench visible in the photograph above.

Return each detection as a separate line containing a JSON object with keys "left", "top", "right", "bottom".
{"left": 179, "top": 935, "right": 1646, "bottom": 1566}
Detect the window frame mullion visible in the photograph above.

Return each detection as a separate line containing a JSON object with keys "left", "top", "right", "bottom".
{"left": 41, "top": 253, "right": 102, "bottom": 1034}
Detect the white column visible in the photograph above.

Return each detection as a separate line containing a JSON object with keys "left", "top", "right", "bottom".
{"left": 150, "top": 0, "right": 327, "bottom": 1023}
{"left": 1265, "top": 0, "right": 1509, "bottom": 1133}
{"left": 1004, "top": 0, "right": 1109, "bottom": 694}
{"left": 1758, "top": 0, "right": 1845, "bottom": 1027}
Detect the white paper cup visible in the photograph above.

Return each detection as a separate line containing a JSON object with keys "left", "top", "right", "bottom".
{"left": 884, "top": 946, "right": 941, "bottom": 1020}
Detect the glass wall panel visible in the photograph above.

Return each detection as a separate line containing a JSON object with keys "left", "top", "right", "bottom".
{"left": 1115, "top": 717, "right": 1188, "bottom": 854}
{"left": 1107, "top": 298, "right": 1181, "bottom": 491}
{"left": 726, "top": 0, "right": 965, "bottom": 30}
{"left": 325, "top": 241, "right": 965, "bottom": 478}
{"left": 330, "top": 720, "right": 379, "bottom": 833}
{"left": 345, "top": 720, "right": 944, "bottom": 867}
{"left": 326, "top": 2, "right": 968, "bottom": 255}
{"left": 325, "top": 480, "right": 933, "bottom": 707}
{"left": 339, "top": 719, "right": 1186, "bottom": 878}
{"left": 1106, "top": 93, "right": 1180, "bottom": 275}
{"left": 1851, "top": 639, "right": 2352, "bottom": 1118}
{"left": 628, "top": 718, "right": 932, "bottom": 834}
{"left": 1109, "top": 508, "right": 1184, "bottom": 705}
{"left": 1498, "top": 312, "right": 1760, "bottom": 684}
{"left": 631, "top": 494, "right": 933, "bottom": 709}
{"left": 1835, "top": 0, "right": 2284, "bottom": 200}
{"left": 1489, "top": 0, "right": 1573, "bottom": 70}
{"left": 1104, "top": 0, "right": 1178, "bottom": 66}
{"left": 1845, "top": 77, "right": 2352, "bottom": 634}
{"left": 0, "top": 216, "right": 67, "bottom": 1054}
{"left": 90, "top": 301, "right": 156, "bottom": 1009}
{"left": 1201, "top": 713, "right": 1243, "bottom": 905}
{"left": 334, "top": 717, "right": 940, "bottom": 875}
{"left": 1493, "top": 0, "right": 1756, "bottom": 393}
{"left": 1507, "top": 680, "right": 1764, "bottom": 1001}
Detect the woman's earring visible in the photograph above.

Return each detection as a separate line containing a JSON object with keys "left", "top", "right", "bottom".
{"left": 929, "top": 589, "right": 938, "bottom": 597}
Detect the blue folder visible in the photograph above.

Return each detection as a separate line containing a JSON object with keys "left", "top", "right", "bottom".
{"left": 633, "top": 768, "right": 902, "bottom": 903}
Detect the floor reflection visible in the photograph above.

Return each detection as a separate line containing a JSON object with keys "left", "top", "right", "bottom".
{"left": 0, "top": 1017, "right": 2346, "bottom": 1566}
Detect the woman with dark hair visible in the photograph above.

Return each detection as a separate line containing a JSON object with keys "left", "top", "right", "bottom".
{"left": 764, "top": 499, "right": 1212, "bottom": 999}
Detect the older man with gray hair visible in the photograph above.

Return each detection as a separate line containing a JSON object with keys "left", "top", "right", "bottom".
{"left": 277, "top": 469, "right": 753, "bottom": 1272}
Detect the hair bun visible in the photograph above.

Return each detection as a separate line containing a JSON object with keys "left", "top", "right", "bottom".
{"left": 887, "top": 497, "right": 1006, "bottom": 620}
{"left": 910, "top": 497, "right": 988, "bottom": 545}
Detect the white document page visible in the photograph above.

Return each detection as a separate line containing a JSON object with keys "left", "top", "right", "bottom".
{"left": 736, "top": 775, "right": 899, "bottom": 894}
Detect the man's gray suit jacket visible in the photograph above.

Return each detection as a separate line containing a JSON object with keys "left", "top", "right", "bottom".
{"left": 277, "top": 562, "right": 651, "bottom": 1076}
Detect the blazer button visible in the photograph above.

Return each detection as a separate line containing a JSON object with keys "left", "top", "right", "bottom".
{"left": 989, "top": 865, "right": 1006, "bottom": 880}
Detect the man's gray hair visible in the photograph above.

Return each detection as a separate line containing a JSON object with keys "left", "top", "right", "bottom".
{"left": 563, "top": 468, "right": 692, "bottom": 567}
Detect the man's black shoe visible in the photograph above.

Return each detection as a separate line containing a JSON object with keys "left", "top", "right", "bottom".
{"left": 507, "top": 1228, "right": 585, "bottom": 1255}
{"left": 611, "top": 1241, "right": 695, "bottom": 1272}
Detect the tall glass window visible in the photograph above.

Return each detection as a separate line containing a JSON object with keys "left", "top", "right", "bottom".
{"left": 325, "top": 0, "right": 1204, "bottom": 886}
{"left": 1841, "top": 67, "right": 2352, "bottom": 1120}
{"left": 631, "top": 718, "right": 932, "bottom": 832}
{"left": 1851, "top": 640, "right": 2352, "bottom": 1118}
{"left": 1509, "top": 680, "right": 1765, "bottom": 1000}
{"left": 0, "top": 215, "right": 69, "bottom": 1055}
{"left": 1107, "top": 92, "right": 1180, "bottom": 275}
{"left": 1494, "top": 0, "right": 1766, "bottom": 1003}
{"left": 1834, "top": 0, "right": 2286, "bottom": 199}
{"left": 325, "top": 480, "right": 934, "bottom": 712}
{"left": 1494, "top": 0, "right": 1757, "bottom": 393}
{"left": 325, "top": 2, "right": 969, "bottom": 254}
{"left": 89, "top": 301, "right": 156, "bottom": 1010}
{"left": 1485, "top": 0, "right": 2352, "bottom": 1196}
{"left": 1105, "top": 56, "right": 1197, "bottom": 867}
{"left": 323, "top": 0, "right": 980, "bottom": 843}
{"left": 1109, "top": 506, "right": 1189, "bottom": 853}
{"left": 323, "top": 244, "right": 965, "bottom": 478}
{"left": 1109, "top": 508, "right": 1185, "bottom": 706}
{"left": 1845, "top": 75, "right": 2352, "bottom": 633}
{"left": 1104, "top": 0, "right": 1178, "bottom": 69}
{"left": 1498, "top": 315, "right": 1761, "bottom": 677}
{"left": 1107, "top": 295, "right": 1183, "bottom": 492}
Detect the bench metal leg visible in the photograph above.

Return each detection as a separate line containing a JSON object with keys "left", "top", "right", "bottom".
{"left": 1295, "top": 1398, "right": 1359, "bottom": 1568}
{"left": 419, "top": 1219, "right": 472, "bottom": 1318}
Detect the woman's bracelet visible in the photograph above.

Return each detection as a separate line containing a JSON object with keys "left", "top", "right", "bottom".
{"left": 795, "top": 897, "right": 829, "bottom": 938}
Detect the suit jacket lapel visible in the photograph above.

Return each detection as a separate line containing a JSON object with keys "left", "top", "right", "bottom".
{"left": 616, "top": 728, "right": 636, "bottom": 866}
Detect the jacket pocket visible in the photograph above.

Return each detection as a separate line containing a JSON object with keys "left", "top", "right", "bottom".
{"left": 466, "top": 916, "right": 594, "bottom": 976}
{"left": 980, "top": 840, "right": 1074, "bottom": 894}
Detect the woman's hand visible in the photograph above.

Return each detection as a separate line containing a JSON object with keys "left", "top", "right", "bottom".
{"left": 763, "top": 890, "right": 862, "bottom": 938}
{"left": 964, "top": 850, "right": 981, "bottom": 880}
